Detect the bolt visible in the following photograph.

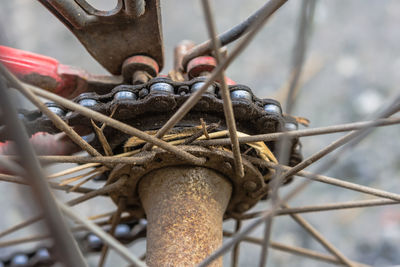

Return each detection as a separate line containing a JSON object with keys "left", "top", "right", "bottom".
{"left": 78, "top": 98, "right": 98, "bottom": 108}
{"left": 236, "top": 202, "right": 250, "bottom": 212}
{"left": 45, "top": 102, "right": 66, "bottom": 117}
{"left": 230, "top": 89, "right": 252, "bottom": 101}
{"left": 150, "top": 82, "right": 174, "bottom": 93}
{"left": 191, "top": 82, "right": 215, "bottom": 94}
{"left": 10, "top": 254, "right": 29, "bottom": 266}
{"left": 285, "top": 122, "right": 298, "bottom": 131}
{"left": 263, "top": 103, "right": 282, "bottom": 115}
{"left": 243, "top": 181, "right": 258, "bottom": 192}
{"left": 114, "top": 91, "right": 137, "bottom": 101}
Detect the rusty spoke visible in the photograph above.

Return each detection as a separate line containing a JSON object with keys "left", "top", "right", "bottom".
{"left": 0, "top": 77, "right": 87, "bottom": 266}
{"left": 246, "top": 159, "right": 400, "bottom": 202}
{"left": 33, "top": 155, "right": 151, "bottom": 165}
{"left": 0, "top": 173, "right": 94, "bottom": 194}
{"left": 236, "top": 199, "right": 399, "bottom": 219}
{"left": 194, "top": 117, "right": 400, "bottom": 146}
{"left": 0, "top": 179, "right": 122, "bottom": 241}
{"left": 223, "top": 232, "right": 370, "bottom": 266}
{"left": 231, "top": 220, "right": 242, "bottom": 267}
{"left": 284, "top": 0, "right": 317, "bottom": 114}
{"left": 98, "top": 199, "right": 126, "bottom": 267}
{"left": 201, "top": 0, "right": 244, "bottom": 177}
{"left": 66, "top": 177, "right": 125, "bottom": 206}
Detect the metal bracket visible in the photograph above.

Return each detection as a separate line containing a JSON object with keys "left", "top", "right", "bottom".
{"left": 38, "top": 0, "right": 164, "bottom": 75}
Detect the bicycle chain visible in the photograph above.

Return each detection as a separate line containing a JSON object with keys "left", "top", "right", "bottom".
{"left": 0, "top": 221, "right": 146, "bottom": 267}
{"left": 1, "top": 77, "right": 302, "bottom": 167}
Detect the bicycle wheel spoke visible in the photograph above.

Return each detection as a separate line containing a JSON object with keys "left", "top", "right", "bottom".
{"left": 66, "top": 178, "right": 125, "bottom": 206}
{"left": 57, "top": 200, "right": 146, "bottom": 267}
{"left": 0, "top": 234, "right": 50, "bottom": 248}
{"left": 194, "top": 117, "right": 400, "bottom": 146}
{"left": 224, "top": 232, "right": 370, "bottom": 267}
{"left": 0, "top": 216, "right": 42, "bottom": 239}
{"left": 35, "top": 155, "right": 153, "bottom": 165}
{"left": 0, "top": 181, "right": 122, "bottom": 243}
{"left": 0, "top": 173, "right": 94, "bottom": 194}
{"left": 98, "top": 199, "right": 125, "bottom": 267}
{"left": 254, "top": 117, "right": 400, "bottom": 198}
{"left": 0, "top": 78, "right": 87, "bottom": 266}
{"left": 269, "top": 241, "right": 371, "bottom": 267}
{"left": 149, "top": 0, "right": 289, "bottom": 144}
{"left": 231, "top": 220, "right": 242, "bottom": 267}
{"left": 201, "top": 0, "right": 244, "bottom": 177}
{"left": 284, "top": 203, "right": 355, "bottom": 267}
{"left": 236, "top": 198, "right": 399, "bottom": 219}
{"left": 277, "top": 199, "right": 398, "bottom": 216}
{"left": 183, "top": 0, "right": 288, "bottom": 66}
{"left": 248, "top": 159, "right": 400, "bottom": 201}
{"left": 284, "top": 0, "right": 317, "bottom": 114}
{"left": 0, "top": 156, "right": 24, "bottom": 175}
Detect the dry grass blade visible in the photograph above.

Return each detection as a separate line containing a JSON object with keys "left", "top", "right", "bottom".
{"left": 68, "top": 168, "right": 106, "bottom": 192}
{"left": 47, "top": 163, "right": 99, "bottom": 180}
{"left": 58, "top": 167, "right": 102, "bottom": 186}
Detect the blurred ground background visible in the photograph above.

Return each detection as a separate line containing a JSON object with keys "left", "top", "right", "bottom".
{"left": 0, "top": 0, "right": 400, "bottom": 266}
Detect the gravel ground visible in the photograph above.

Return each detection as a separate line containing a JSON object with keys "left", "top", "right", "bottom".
{"left": 0, "top": 0, "right": 400, "bottom": 266}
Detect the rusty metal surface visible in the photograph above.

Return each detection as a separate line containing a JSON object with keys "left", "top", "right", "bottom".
{"left": 38, "top": 0, "right": 164, "bottom": 75}
{"left": 139, "top": 166, "right": 232, "bottom": 266}
{"left": 106, "top": 146, "right": 267, "bottom": 219}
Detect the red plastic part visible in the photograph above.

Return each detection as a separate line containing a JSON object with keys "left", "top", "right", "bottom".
{"left": 187, "top": 56, "right": 217, "bottom": 78}
{"left": 0, "top": 45, "right": 85, "bottom": 98}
